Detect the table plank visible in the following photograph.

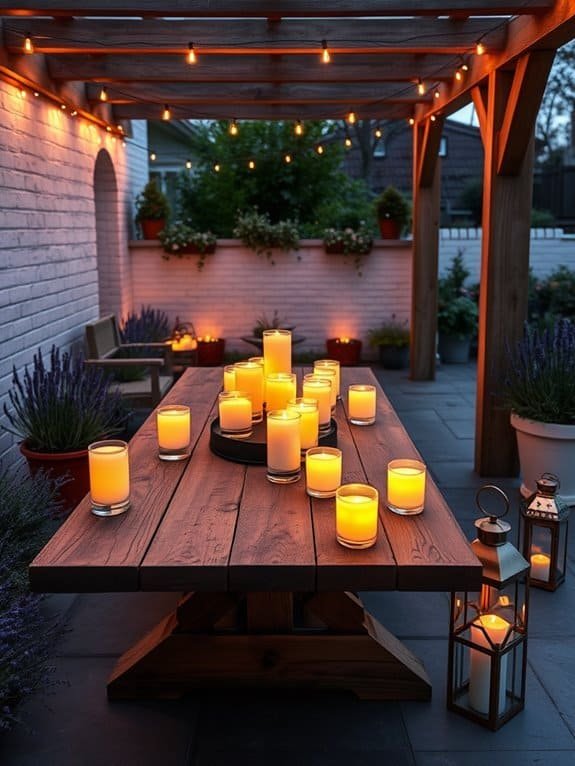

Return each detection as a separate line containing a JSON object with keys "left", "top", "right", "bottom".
{"left": 341, "top": 367, "right": 482, "bottom": 591}
{"left": 29, "top": 368, "right": 222, "bottom": 592}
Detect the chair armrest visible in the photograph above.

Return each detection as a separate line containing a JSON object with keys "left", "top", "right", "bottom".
{"left": 119, "top": 342, "right": 171, "bottom": 350}
{"left": 85, "top": 358, "right": 164, "bottom": 368}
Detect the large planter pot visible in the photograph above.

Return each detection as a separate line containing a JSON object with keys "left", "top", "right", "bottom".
{"left": 140, "top": 218, "right": 166, "bottom": 240}
{"left": 378, "top": 344, "right": 410, "bottom": 370}
{"left": 197, "top": 337, "right": 226, "bottom": 366}
{"left": 20, "top": 440, "right": 89, "bottom": 514}
{"left": 378, "top": 218, "right": 401, "bottom": 240}
{"left": 511, "top": 414, "right": 575, "bottom": 504}
{"left": 326, "top": 338, "right": 362, "bottom": 366}
{"left": 181, "top": 243, "right": 216, "bottom": 255}
{"left": 438, "top": 333, "right": 471, "bottom": 364}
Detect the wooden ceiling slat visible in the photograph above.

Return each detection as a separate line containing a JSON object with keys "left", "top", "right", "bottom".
{"left": 0, "top": 1, "right": 554, "bottom": 18}
{"left": 4, "top": 18, "right": 507, "bottom": 55}
{"left": 47, "top": 53, "right": 457, "bottom": 83}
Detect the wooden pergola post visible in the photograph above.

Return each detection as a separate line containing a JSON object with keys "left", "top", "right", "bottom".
{"left": 410, "top": 115, "right": 444, "bottom": 381}
{"left": 473, "top": 52, "right": 555, "bottom": 476}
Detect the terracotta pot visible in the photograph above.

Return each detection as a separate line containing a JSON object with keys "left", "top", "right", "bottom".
{"left": 20, "top": 440, "right": 90, "bottom": 514}
{"left": 140, "top": 218, "right": 166, "bottom": 240}
{"left": 378, "top": 218, "right": 401, "bottom": 240}
{"left": 326, "top": 338, "right": 362, "bottom": 366}
{"left": 197, "top": 338, "right": 226, "bottom": 366}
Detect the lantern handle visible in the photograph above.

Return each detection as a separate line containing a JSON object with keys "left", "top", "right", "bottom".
{"left": 475, "top": 484, "right": 510, "bottom": 523}
{"left": 541, "top": 472, "right": 560, "bottom": 488}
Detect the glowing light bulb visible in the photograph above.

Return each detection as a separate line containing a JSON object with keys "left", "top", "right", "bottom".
{"left": 417, "top": 78, "right": 425, "bottom": 96}
{"left": 321, "top": 40, "right": 331, "bottom": 64}
{"left": 187, "top": 42, "right": 197, "bottom": 64}
{"left": 374, "top": 127, "right": 382, "bottom": 139}
{"left": 408, "top": 117, "right": 415, "bottom": 126}
{"left": 284, "top": 153, "right": 292, "bottom": 164}
{"left": 347, "top": 110, "right": 356, "bottom": 125}
{"left": 70, "top": 109, "right": 78, "bottom": 117}
{"left": 344, "top": 136, "right": 352, "bottom": 148}
{"left": 434, "top": 88, "right": 440, "bottom": 99}
{"left": 316, "top": 144, "right": 324, "bottom": 155}
{"left": 19, "top": 88, "right": 26, "bottom": 98}
{"left": 248, "top": 159, "right": 255, "bottom": 170}
{"left": 33, "top": 91, "right": 39, "bottom": 97}
{"left": 455, "top": 68, "right": 463, "bottom": 82}
{"left": 150, "top": 151, "right": 157, "bottom": 161}
{"left": 476, "top": 41, "right": 486, "bottom": 56}
{"left": 185, "top": 159, "right": 192, "bottom": 170}
{"left": 294, "top": 120, "right": 304, "bottom": 136}
{"left": 162, "top": 104, "right": 171, "bottom": 121}
{"left": 99, "top": 86, "right": 108, "bottom": 102}
{"left": 430, "top": 115, "right": 437, "bottom": 122}
{"left": 24, "top": 35, "right": 34, "bottom": 54}
{"left": 229, "top": 119, "right": 238, "bottom": 136}
{"left": 214, "top": 162, "right": 221, "bottom": 172}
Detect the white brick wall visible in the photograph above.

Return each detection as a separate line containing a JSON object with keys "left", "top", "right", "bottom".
{"left": 0, "top": 81, "right": 148, "bottom": 465}
{"left": 129, "top": 240, "right": 413, "bottom": 356}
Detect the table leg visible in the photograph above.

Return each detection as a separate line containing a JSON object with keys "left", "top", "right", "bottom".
{"left": 107, "top": 591, "right": 431, "bottom": 701}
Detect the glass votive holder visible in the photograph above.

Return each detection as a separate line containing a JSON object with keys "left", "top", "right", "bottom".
{"left": 311, "top": 367, "right": 337, "bottom": 411}
{"left": 287, "top": 397, "right": 319, "bottom": 456}
{"left": 263, "top": 329, "right": 292, "bottom": 376}
{"left": 387, "top": 458, "right": 426, "bottom": 515}
{"left": 223, "top": 364, "right": 236, "bottom": 392}
{"left": 348, "top": 384, "right": 376, "bottom": 426}
{"left": 234, "top": 361, "right": 264, "bottom": 423}
{"left": 302, "top": 374, "right": 332, "bottom": 434}
{"left": 266, "top": 409, "right": 301, "bottom": 484}
{"left": 218, "top": 391, "right": 253, "bottom": 439}
{"left": 314, "top": 359, "right": 341, "bottom": 399}
{"left": 336, "top": 483, "right": 379, "bottom": 549}
{"left": 306, "top": 446, "right": 342, "bottom": 498}
{"left": 157, "top": 405, "right": 191, "bottom": 461}
{"left": 88, "top": 440, "right": 130, "bottom": 517}
{"left": 265, "top": 372, "right": 297, "bottom": 411}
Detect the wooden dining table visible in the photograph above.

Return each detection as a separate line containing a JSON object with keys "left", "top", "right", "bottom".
{"left": 30, "top": 366, "right": 481, "bottom": 701}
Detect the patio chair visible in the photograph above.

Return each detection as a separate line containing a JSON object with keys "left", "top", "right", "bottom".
{"left": 84, "top": 314, "right": 173, "bottom": 408}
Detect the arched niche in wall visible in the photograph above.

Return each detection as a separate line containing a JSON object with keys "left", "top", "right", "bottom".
{"left": 93, "top": 149, "right": 122, "bottom": 317}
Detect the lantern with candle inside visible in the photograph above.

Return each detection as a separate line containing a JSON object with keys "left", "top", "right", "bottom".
{"left": 306, "top": 446, "right": 342, "bottom": 498}
{"left": 157, "top": 405, "right": 191, "bottom": 461}
{"left": 448, "top": 485, "right": 529, "bottom": 730}
{"left": 520, "top": 473, "right": 570, "bottom": 592}
{"left": 348, "top": 384, "right": 376, "bottom": 426}
{"left": 266, "top": 409, "right": 301, "bottom": 484}
{"left": 169, "top": 321, "right": 198, "bottom": 373}
{"left": 265, "top": 373, "right": 297, "bottom": 411}
{"left": 218, "top": 391, "right": 252, "bottom": 439}
{"left": 88, "top": 440, "right": 130, "bottom": 517}
{"left": 287, "top": 397, "right": 319, "bottom": 456}
{"left": 336, "top": 483, "right": 379, "bottom": 549}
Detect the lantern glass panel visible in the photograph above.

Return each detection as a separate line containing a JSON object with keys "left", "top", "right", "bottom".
{"left": 529, "top": 525, "right": 553, "bottom": 584}
{"left": 557, "top": 521, "right": 567, "bottom": 580}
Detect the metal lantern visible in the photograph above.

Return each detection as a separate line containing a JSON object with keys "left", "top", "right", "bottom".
{"left": 448, "top": 485, "right": 530, "bottom": 730}
{"left": 521, "top": 473, "right": 570, "bottom": 592}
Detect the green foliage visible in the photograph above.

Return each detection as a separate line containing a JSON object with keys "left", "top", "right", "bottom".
{"left": 252, "top": 310, "right": 293, "bottom": 338}
{"left": 438, "top": 252, "right": 478, "bottom": 339}
{"left": 440, "top": 251, "right": 470, "bottom": 294}
{"left": 233, "top": 208, "right": 299, "bottom": 264}
{"left": 531, "top": 208, "right": 556, "bottom": 227}
{"left": 135, "top": 179, "right": 170, "bottom": 222}
{"left": 158, "top": 222, "right": 217, "bottom": 271}
{"left": 300, "top": 178, "right": 376, "bottom": 236}
{"left": 176, "top": 121, "right": 348, "bottom": 236}
{"left": 534, "top": 265, "right": 575, "bottom": 321}
{"left": 457, "top": 177, "right": 483, "bottom": 226}
{"left": 323, "top": 223, "right": 373, "bottom": 276}
{"left": 368, "top": 315, "right": 410, "bottom": 348}
{"left": 374, "top": 186, "right": 410, "bottom": 231}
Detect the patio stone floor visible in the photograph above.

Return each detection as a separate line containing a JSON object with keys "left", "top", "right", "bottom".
{"left": 2, "top": 362, "right": 575, "bottom": 765}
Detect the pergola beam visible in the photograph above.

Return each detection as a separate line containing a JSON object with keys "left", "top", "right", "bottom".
{"left": 111, "top": 102, "right": 411, "bottom": 120}
{"left": 0, "top": 1, "right": 553, "bottom": 18}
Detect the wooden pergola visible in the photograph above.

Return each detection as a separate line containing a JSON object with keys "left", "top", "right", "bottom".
{"left": 1, "top": 1, "right": 574, "bottom": 476}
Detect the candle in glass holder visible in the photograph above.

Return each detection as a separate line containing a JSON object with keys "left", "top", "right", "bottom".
{"left": 266, "top": 409, "right": 301, "bottom": 484}
{"left": 266, "top": 373, "right": 296, "bottom": 411}
{"left": 306, "top": 447, "right": 342, "bottom": 498}
{"left": 314, "top": 359, "right": 341, "bottom": 399}
{"left": 469, "top": 614, "right": 510, "bottom": 715}
{"left": 387, "top": 458, "right": 426, "bottom": 515}
{"left": 263, "top": 329, "right": 292, "bottom": 376}
{"left": 287, "top": 397, "right": 319, "bottom": 453}
{"left": 348, "top": 384, "right": 376, "bottom": 426}
{"left": 157, "top": 405, "right": 191, "bottom": 461}
{"left": 218, "top": 391, "right": 252, "bottom": 439}
{"left": 88, "top": 440, "right": 130, "bottom": 516}
{"left": 171, "top": 333, "right": 196, "bottom": 351}
{"left": 336, "top": 483, "right": 379, "bottom": 549}
{"left": 302, "top": 375, "right": 332, "bottom": 433}
{"left": 530, "top": 553, "right": 551, "bottom": 582}
{"left": 223, "top": 365, "right": 236, "bottom": 392}
{"left": 234, "top": 361, "right": 264, "bottom": 422}
{"left": 311, "top": 368, "right": 337, "bottom": 410}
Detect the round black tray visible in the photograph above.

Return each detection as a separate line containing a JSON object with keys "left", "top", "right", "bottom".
{"left": 210, "top": 417, "right": 338, "bottom": 465}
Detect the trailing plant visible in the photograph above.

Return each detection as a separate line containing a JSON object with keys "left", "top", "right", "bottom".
{"left": 374, "top": 186, "right": 410, "bottom": 232}
{"left": 3, "top": 346, "right": 127, "bottom": 453}
{"left": 134, "top": 179, "right": 170, "bottom": 222}
{"left": 158, "top": 222, "right": 217, "bottom": 271}
{"left": 323, "top": 223, "right": 373, "bottom": 276}
{"left": 252, "top": 310, "right": 294, "bottom": 338}
{"left": 368, "top": 315, "right": 410, "bottom": 348}
{"left": 504, "top": 319, "right": 575, "bottom": 425}
{"left": 233, "top": 208, "right": 300, "bottom": 264}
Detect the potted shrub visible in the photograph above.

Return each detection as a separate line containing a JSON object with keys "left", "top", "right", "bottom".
{"left": 375, "top": 186, "right": 410, "bottom": 240}
{"left": 135, "top": 179, "right": 170, "bottom": 240}
{"left": 234, "top": 208, "right": 300, "bottom": 264}
{"left": 3, "top": 346, "right": 127, "bottom": 513}
{"left": 159, "top": 222, "right": 217, "bottom": 271}
{"left": 505, "top": 319, "right": 575, "bottom": 504}
{"left": 368, "top": 315, "right": 410, "bottom": 369}
{"left": 322, "top": 223, "right": 373, "bottom": 276}
{"left": 437, "top": 253, "right": 478, "bottom": 364}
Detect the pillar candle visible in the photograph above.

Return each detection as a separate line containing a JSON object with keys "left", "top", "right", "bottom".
{"left": 223, "top": 365, "right": 236, "bottom": 392}
{"left": 88, "top": 441, "right": 130, "bottom": 506}
{"left": 263, "top": 329, "right": 292, "bottom": 376}
{"left": 157, "top": 406, "right": 191, "bottom": 450}
{"left": 266, "top": 373, "right": 297, "bottom": 411}
{"left": 234, "top": 361, "right": 264, "bottom": 421}
{"left": 287, "top": 398, "right": 319, "bottom": 450}
{"left": 218, "top": 391, "right": 252, "bottom": 435}
{"left": 306, "top": 447, "right": 342, "bottom": 498}
{"left": 267, "top": 409, "right": 301, "bottom": 473}
{"left": 387, "top": 459, "right": 426, "bottom": 514}
{"left": 336, "top": 483, "right": 379, "bottom": 549}
{"left": 348, "top": 384, "right": 376, "bottom": 424}
{"left": 530, "top": 553, "right": 551, "bottom": 581}
{"left": 469, "top": 614, "right": 510, "bottom": 715}
{"left": 314, "top": 359, "right": 341, "bottom": 398}
{"left": 302, "top": 375, "right": 332, "bottom": 430}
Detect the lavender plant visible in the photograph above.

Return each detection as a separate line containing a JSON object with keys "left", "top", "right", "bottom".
{"left": 116, "top": 306, "right": 171, "bottom": 383}
{"left": 3, "top": 346, "right": 127, "bottom": 452}
{"left": 504, "top": 319, "right": 575, "bottom": 424}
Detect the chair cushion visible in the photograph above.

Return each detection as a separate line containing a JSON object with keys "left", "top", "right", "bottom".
{"left": 110, "top": 375, "right": 172, "bottom": 402}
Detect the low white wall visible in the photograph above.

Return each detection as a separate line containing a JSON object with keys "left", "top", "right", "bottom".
{"left": 129, "top": 240, "right": 412, "bottom": 357}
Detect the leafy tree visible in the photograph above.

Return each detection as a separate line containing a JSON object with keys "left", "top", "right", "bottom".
{"left": 536, "top": 40, "right": 575, "bottom": 165}
{"left": 176, "top": 120, "right": 373, "bottom": 236}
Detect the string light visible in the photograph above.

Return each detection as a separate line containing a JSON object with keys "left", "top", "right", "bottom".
{"left": 187, "top": 42, "right": 197, "bottom": 64}
{"left": 344, "top": 136, "right": 352, "bottom": 148}
{"left": 284, "top": 153, "right": 292, "bottom": 164}
{"left": 33, "top": 91, "right": 39, "bottom": 97}
{"left": 294, "top": 120, "right": 304, "bottom": 136}
{"left": 106, "top": 125, "right": 112, "bottom": 132}
{"left": 321, "top": 40, "right": 331, "bottom": 64}
{"left": 316, "top": 144, "right": 324, "bottom": 155}
{"left": 70, "top": 109, "right": 78, "bottom": 116}
{"left": 99, "top": 86, "right": 108, "bottom": 102}
{"left": 417, "top": 78, "right": 425, "bottom": 96}
{"left": 150, "top": 151, "right": 157, "bottom": 161}
{"left": 408, "top": 117, "right": 415, "bottom": 126}
{"left": 434, "top": 88, "right": 440, "bottom": 99}
{"left": 229, "top": 118, "right": 239, "bottom": 136}
{"left": 248, "top": 159, "right": 256, "bottom": 170}
{"left": 185, "top": 159, "right": 192, "bottom": 170}
{"left": 24, "top": 34, "right": 34, "bottom": 54}
{"left": 347, "top": 110, "right": 357, "bottom": 125}
{"left": 60, "top": 103, "right": 66, "bottom": 110}
{"left": 476, "top": 41, "right": 486, "bottom": 55}
{"left": 214, "top": 162, "right": 221, "bottom": 172}
{"left": 374, "top": 126, "right": 382, "bottom": 139}
{"left": 19, "top": 88, "right": 26, "bottom": 98}
{"left": 430, "top": 115, "right": 437, "bottom": 122}
{"left": 162, "top": 104, "right": 171, "bottom": 121}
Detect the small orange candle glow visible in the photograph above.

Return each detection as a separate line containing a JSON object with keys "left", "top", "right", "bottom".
{"left": 469, "top": 613, "right": 510, "bottom": 714}
{"left": 157, "top": 405, "right": 191, "bottom": 461}
{"left": 171, "top": 333, "right": 196, "bottom": 351}
{"left": 88, "top": 440, "right": 130, "bottom": 516}
{"left": 387, "top": 459, "right": 426, "bottom": 515}
{"left": 306, "top": 447, "right": 342, "bottom": 498}
{"left": 336, "top": 483, "right": 378, "bottom": 549}
{"left": 530, "top": 553, "right": 551, "bottom": 581}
